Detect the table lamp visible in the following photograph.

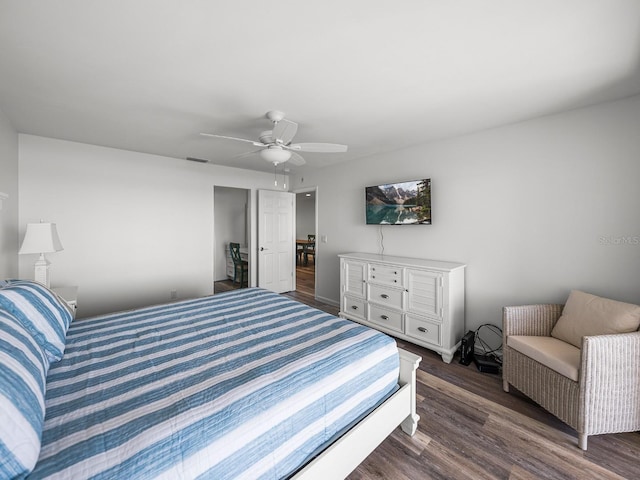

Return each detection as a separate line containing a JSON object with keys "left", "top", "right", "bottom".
{"left": 19, "top": 222, "right": 64, "bottom": 288}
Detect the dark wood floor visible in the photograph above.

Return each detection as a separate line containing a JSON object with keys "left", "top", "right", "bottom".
{"left": 214, "top": 269, "right": 640, "bottom": 479}
{"left": 215, "top": 261, "right": 319, "bottom": 305}
{"left": 347, "top": 340, "right": 639, "bottom": 480}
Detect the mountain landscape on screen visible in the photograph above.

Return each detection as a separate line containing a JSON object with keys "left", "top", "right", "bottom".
{"left": 365, "top": 179, "right": 431, "bottom": 225}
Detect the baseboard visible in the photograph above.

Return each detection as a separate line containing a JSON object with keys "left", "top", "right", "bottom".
{"left": 315, "top": 294, "right": 339, "bottom": 307}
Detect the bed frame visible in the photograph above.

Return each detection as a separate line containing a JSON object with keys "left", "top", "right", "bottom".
{"left": 293, "top": 348, "right": 421, "bottom": 479}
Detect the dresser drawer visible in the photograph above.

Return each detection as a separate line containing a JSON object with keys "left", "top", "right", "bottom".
{"left": 368, "top": 305, "right": 403, "bottom": 333}
{"left": 368, "top": 264, "right": 403, "bottom": 287}
{"left": 343, "top": 295, "right": 366, "bottom": 320}
{"left": 368, "top": 284, "right": 403, "bottom": 309}
{"left": 405, "top": 314, "right": 441, "bottom": 346}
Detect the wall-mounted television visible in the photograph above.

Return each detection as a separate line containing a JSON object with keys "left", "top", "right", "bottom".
{"left": 365, "top": 178, "right": 431, "bottom": 225}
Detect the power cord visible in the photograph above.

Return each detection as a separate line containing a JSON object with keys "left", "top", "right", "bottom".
{"left": 378, "top": 225, "right": 385, "bottom": 255}
{"left": 474, "top": 324, "right": 503, "bottom": 365}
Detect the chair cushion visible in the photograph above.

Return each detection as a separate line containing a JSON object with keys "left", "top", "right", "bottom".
{"left": 508, "top": 335, "right": 581, "bottom": 381}
{"left": 551, "top": 290, "right": 640, "bottom": 349}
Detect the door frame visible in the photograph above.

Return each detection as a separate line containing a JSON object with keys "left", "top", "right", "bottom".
{"left": 213, "top": 185, "right": 253, "bottom": 288}
{"left": 293, "top": 186, "right": 318, "bottom": 297}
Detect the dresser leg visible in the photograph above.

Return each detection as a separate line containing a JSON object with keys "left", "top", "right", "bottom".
{"left": 440, "top": 352, "right": 454, "bottom": 364}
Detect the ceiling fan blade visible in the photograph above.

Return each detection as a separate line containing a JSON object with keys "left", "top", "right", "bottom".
{"left": 288, "top": 152, "right": 306, "bottom": 166}
{"left": 200, "top": 133, "right": 262, "bottom": 147}
{"left": 288, "top": 142, "right": 348, "bottom": 153}
{"left": 271, "top": 119, "right": 298, "bottom": 145}
{"left": 233, "top": 150, "right": 262, "bottom": 160}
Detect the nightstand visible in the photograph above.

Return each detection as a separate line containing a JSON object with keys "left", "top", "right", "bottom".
{"left": 52, "top": 286, "right": 78, "bottom": 318}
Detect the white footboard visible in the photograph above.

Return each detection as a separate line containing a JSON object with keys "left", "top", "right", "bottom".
{"left": 293, "top": 347, "right": 422, "bottom": 479}
{"left": 398, "top": 348, "right": 421, "bottom": 435}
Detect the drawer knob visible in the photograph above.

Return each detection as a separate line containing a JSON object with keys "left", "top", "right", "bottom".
{"left": 418, "top": 327, "right": 428, "bottom": 333}
{"left": 380, "top": 294, "right": 389, "bottom": 299}
{"left": 380, "top": 315, "right": 389, "bottom": 320}
{"left": 351, "top": 305, "right": 359, "bottom": 310}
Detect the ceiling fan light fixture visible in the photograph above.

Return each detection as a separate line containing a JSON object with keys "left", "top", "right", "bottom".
{"left": 260, "top": 146, "right": 291, "bottom": 165}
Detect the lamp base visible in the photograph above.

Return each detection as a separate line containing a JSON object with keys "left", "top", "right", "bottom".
{"left": 33, "top": 254, "right": 51, "bottom": 288}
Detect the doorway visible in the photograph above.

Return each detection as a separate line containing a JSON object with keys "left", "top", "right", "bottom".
{"left": 213, "top": 186, "right": 250, "bottom": 293}
{"left": 295, "top": 189, "right": 316, "bottom": 299}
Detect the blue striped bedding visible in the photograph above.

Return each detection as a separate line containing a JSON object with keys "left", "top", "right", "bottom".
{"left": 29, "top": 288, "right": 399, "bottom": 479}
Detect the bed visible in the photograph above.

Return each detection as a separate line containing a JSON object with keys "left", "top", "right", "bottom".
{"left": 0, "top": 281, "right": 421, "bottom": 479}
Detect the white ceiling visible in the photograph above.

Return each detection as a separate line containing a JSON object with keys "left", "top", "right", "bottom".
{"left": 1, "top": 0, "right": 639, "bottom": 173}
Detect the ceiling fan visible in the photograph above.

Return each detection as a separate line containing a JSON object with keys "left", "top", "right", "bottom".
{"left": 199, "top": 110, "right": 348, "bottom": 166}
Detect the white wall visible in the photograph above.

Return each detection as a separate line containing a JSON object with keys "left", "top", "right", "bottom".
{"left": 214, "top": 186, "right": 248, "bottom": 281}
{"left": 0, "top": 107, "right": 19, "bottom": 279}
{"left": 291, "top": 95, "right": 640, "bottom": 330}
{"left": 18, "top": 135, "right": 280, "bottom": 317}
{"left": 296, "top": 193, "right": 316, "bottom": 239}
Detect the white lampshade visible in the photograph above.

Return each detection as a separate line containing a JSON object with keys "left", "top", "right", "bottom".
{"left": 260, "top": 146, "right": 291, "bottom": 165}
{"left": 19, "top": 223, "right": 64, "bottom": 254}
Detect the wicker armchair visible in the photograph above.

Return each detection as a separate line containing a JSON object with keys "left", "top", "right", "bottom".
{"left": 502, "top": 304, "right": 640, "bottom": 450}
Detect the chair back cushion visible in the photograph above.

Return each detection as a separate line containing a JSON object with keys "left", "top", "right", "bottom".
{"left": 551, "top": 290, "right": 640, "bottom": 349}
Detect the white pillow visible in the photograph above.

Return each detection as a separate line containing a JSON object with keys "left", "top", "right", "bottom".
{"left": 551, "top": 290, "right": 640, "bottom": 349}
{"left": 0, "top": 309, "right": 49, "bottom": 477}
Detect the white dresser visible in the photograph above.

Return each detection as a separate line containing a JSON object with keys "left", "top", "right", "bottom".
{"left": 339, "top": 252, "right": 466, "bottom": 363}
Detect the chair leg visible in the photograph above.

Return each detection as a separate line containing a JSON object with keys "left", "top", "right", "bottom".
{"left": 502, "top": 379, "right": 509, "bottom": 392}
{"left": 578, "top": 433, "right": 588, "bottom": 451}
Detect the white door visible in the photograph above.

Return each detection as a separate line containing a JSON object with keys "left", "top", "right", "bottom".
{"left": 258, "top": 190, "right": 295, "bottom": 293}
